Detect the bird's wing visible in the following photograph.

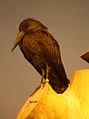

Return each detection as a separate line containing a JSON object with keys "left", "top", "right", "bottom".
{"left": 39, "top": 30, "right": 69, "bottom": 84}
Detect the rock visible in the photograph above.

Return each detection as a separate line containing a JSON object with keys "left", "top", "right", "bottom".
{"left": 16, "top": 69, "right": 89, "bottom": 119}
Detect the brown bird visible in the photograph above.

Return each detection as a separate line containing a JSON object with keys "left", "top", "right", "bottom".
{"left": 11, "top": 18, "right": 70, "bottom": 93}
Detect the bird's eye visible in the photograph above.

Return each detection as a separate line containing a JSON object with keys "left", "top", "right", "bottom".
{"left": 24, "top": 24, "right": 29, "bottom": 30}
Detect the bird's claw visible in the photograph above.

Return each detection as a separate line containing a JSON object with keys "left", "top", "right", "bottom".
{"left": 45, "top": 78, "right": 49, "bottom": 82}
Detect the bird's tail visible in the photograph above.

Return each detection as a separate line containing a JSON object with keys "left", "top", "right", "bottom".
{"left": 48, "top": 68, "right": 69, "bottom": 93}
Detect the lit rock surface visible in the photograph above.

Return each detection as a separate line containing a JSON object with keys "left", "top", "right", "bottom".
{"left": 16, "top": 69, "right": 89, "bottom": 119}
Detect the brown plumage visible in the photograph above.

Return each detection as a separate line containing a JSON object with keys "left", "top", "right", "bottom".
{"left": 11, "top": 18, "right": 70, "bottom": 93}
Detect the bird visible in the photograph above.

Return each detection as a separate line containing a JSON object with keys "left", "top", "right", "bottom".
{"left": 11, "top": 18, "right": 70, "bottom": 93}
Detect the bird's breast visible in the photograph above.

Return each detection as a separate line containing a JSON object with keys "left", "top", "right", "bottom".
{"left": 19, "top": 35, "right": 46, "bottom": 71}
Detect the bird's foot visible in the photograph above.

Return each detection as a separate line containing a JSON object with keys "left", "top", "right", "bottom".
{"left": 39, "top": 78, "right": 49, "bottom": 89}
{"left": 41, "top": 78, "right": 45, "bottom": 84}
{"left": 45, "top": 78, "right": 49, "bottom": 82}
{"left": 42, "top": 78, "right": 49, "bottom": 84}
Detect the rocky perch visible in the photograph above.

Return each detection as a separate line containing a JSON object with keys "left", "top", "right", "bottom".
{"left": 16, "top": 69, "right": 89, "bottom": 119}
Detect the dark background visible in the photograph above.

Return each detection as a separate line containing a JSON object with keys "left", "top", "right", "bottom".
{"left": 0, "top": 0, "right": 89, "bottom": 119}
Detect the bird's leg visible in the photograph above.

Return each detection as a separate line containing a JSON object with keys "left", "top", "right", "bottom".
{"left": 41, "top": 69, "right": 45, "bottom": 83}
{"left": 46, "top": 63, "right": 49, "bottom": 82}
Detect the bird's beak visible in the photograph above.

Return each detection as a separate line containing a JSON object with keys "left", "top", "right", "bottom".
{"left": 11, "top": 31, "right": 25, "bottom": 52}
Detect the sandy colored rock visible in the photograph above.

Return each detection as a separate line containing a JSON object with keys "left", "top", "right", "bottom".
{"left": 16, "top": 69, "right": 89, "bottom": 119}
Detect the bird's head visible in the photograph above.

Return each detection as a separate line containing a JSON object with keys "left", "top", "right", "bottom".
{"left": 11, "top": 18, "right": 47, "bottom": 52}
